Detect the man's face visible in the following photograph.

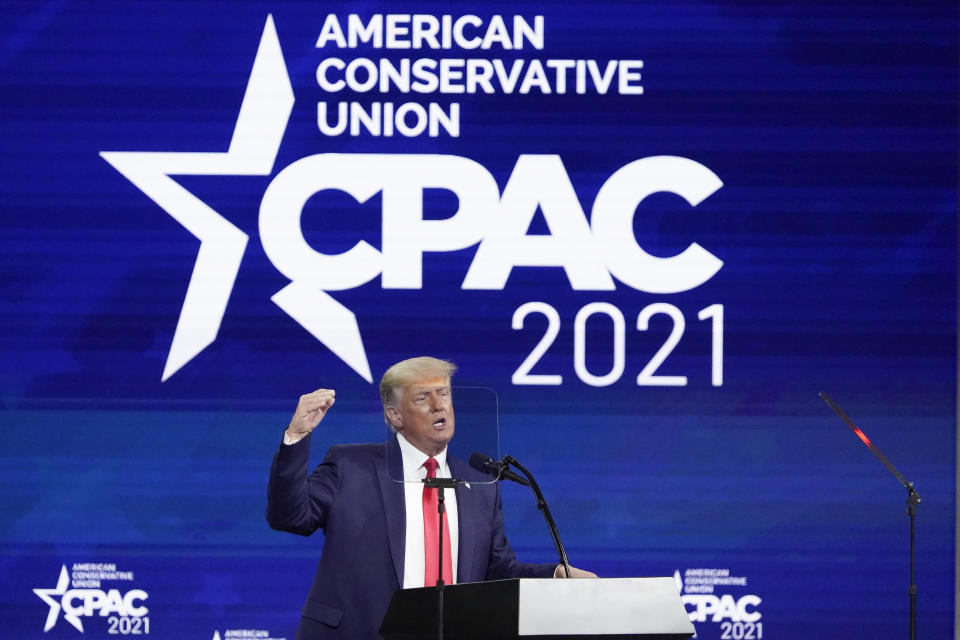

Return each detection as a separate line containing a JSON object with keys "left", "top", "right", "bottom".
{"left": 388, "top": 376, "right": 455, "bottom": 456}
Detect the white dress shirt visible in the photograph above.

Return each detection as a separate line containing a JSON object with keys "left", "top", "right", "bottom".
{"left": 396, "top": 432, "right": 459, "bottom": 588}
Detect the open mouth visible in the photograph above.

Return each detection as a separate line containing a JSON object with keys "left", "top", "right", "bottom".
{"left": 433, "top": 418, "right": 446, "bottom": 428}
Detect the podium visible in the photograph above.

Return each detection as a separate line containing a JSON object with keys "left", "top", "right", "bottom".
{"left": 380, "top": 577, "right": 695, "bottom": 639}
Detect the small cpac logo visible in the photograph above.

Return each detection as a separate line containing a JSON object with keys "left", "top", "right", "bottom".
{"left": 33, "top": 565, "right": 148, "bottom": 632}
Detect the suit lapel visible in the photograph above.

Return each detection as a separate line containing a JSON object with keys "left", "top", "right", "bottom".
{"left": 377, "top": 437, "right": 406, "bottom": 587}
{"left": 449, "top": 457, "right": 477, "bottom": 583}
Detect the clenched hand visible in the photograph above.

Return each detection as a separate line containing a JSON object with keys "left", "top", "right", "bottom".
{"left": 286, "top": 388, "right": 336, "bottom": 441}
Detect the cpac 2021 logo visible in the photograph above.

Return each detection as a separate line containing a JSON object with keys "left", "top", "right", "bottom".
{"left": 675, "top": 569, "right": 763, "bottom": 639}
{"left": 101, "top": 16, "right": 723, "bottom": 384}
{"left": 34, "top": 565, "right": 149, "bottom": 634}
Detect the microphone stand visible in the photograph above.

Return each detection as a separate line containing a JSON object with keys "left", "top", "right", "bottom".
{"left": 819, "top": 392, "right": 921, "bottom": 640}
{"left": 502, "top": 455, "right": 572, "bottom": 577}
{"left": 423, "top": 476, "right": 463, "bottom": 640}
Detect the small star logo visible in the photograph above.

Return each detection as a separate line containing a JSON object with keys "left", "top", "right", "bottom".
{"left": 33, "top": 565, "right": 84, "bottom": 632}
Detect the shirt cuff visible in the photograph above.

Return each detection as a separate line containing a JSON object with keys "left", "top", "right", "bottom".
{"left": 283, "top": 430, "right": 304, "bottom": 446}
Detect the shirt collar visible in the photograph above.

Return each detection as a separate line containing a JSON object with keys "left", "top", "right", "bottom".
{"left": 396, "top": 432, "right": 448, "bottom": 480}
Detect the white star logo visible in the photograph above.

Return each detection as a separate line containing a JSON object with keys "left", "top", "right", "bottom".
{"left": 33, "top": 565, "right": 83, "bottom": 632}
{"left": 100, "top": 15, "right": 372, "bottom": 382}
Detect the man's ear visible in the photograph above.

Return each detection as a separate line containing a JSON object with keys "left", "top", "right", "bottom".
{"left": 385, "top": 406, "right": 402, "bottom": 430}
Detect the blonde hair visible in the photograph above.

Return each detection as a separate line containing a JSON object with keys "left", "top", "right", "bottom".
{"left": 379, "top": 356, "right": 457, "bottom": 408}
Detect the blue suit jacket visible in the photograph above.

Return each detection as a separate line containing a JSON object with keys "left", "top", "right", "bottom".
{"left": 267, "top": 435, "right": 555, "bottom": 639}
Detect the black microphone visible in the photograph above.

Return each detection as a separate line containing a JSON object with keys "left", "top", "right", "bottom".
{"left": 469, "top": 452, "right": 530, "bottom": 486}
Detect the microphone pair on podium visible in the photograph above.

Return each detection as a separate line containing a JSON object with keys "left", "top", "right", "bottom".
{"left": 469, "top": 452, "right": 530, "bottom": 486}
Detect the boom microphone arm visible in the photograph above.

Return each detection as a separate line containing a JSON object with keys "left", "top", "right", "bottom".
{"left": 502, "top": 455, "right": 572, "bottom": 578}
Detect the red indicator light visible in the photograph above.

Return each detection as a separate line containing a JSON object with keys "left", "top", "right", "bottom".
{"left": 853, "top": 427, "right": 872, "bottom": 447}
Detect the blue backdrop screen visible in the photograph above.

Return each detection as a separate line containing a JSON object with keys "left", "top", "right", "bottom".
{"left": 1, "top": 2, "right": 957, "bottom": 639}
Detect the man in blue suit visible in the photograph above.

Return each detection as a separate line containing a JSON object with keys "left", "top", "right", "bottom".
{"left": 267, "top": 357, "right": 594, "bottom": 639}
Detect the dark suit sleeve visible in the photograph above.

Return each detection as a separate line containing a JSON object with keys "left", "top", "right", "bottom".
{"left": 484, "top": 481, "right": 557, "bottom": 580}
{"left": 266, "top": 433, "right": 340, "bottom": 536}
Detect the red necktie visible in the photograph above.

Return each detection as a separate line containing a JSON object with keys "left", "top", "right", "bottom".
{"left": 422, "top": 457, "right": 453, "bottom": 587}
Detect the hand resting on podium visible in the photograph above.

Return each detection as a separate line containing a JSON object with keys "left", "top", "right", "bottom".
{"left": 554, "top": 564, "right": 598, "bottom": 578}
